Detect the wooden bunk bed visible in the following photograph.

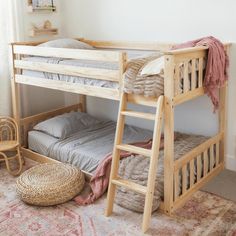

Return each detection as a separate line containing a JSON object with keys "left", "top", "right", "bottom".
{"left": 10, "top": 39, "right": 230, "bottom": 233}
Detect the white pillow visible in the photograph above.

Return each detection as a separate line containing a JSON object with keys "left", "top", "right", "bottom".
{"left": 38, "top": 38, "right": 94, "bottom": 50}
{"left": 140, "top": 56, "right": 165, "bottom": 76}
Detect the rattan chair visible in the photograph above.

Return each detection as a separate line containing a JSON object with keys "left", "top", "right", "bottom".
{"left": 0, "top": 117, "right": 23, "bottom": 175}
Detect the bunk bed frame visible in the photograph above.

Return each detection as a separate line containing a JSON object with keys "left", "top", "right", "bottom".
{"left": 11, "top": 39, "right": 229, "bottom": 232}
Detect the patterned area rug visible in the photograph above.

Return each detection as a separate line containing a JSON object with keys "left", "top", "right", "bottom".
{"left": 0, "top": 160, "right": 236, "bottom": 236}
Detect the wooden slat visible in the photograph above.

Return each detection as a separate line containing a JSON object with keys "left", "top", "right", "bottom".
{"left": 79, "top": 95, "right": 87, "bottom": 113}
{"left": 190, "top": 159, "right": 195, "bottom": 187}
{"left": 15, "top": 75, "right": 120, "bottom": 100}
{"left": 172, "top": 163, "right": 224, "bottom": 211}
{"left": 112, "top": 178, "right": 147, "bottom": 195}
{"left": 173, "top": 87, "right": 204, "bottom": 106}
{"left": 183, "top": 61, "right": 189, "bottom": 93}
{"left": 21, "top": 103, "right": 82, "bottom": 125}
{"left": 171, "top": 51, "right": 206, "bottom": 63}
{"left": 127, "top": 94, "right": 158, "bottom": 107}
{"left": 15, "top": 60, "right": 119, "bottom": 82}
{"left": 21, "top": 147, "right": 92, "bottom": 181}
{"left": 174, "top": 170, "right": 180, "bottom": 200}
{"left": 198, "top": 58, "right": 204, "bottom": 88}
{"left": 119, "top": 53, "right": 127, "bottom": 91}
{"left": 116, "top": 144, "right": 151, "bottom": 157}
{"left": 165, "top": 46, "right": 208, "bottom": 55}
{"left": 174, "top": 133, "right": 223, "bottom": 170}
{"left": 11, "top": 40, "right": 48, "bottom": 46}
{"left": 197, "top": 155, "right": 202, "bottom": 181}
{"left": 191, "top": 58, "right": 196, "bottom": 90}
{"left": 210, "top": 145, "right": 214, "bottom": 170}
{"left": 121, "top": 110, "right": 155, "bottom": 120}
{"left": 182, "top": 165, "right": 187, "bottom": 194}
{"left": 80, "top": 39, "right": 173, "bottom": 51}
{"left": 203, "top": 151, "right": 208, "bottom": 176}
{"left": 13, "top": 45, "right": 121, "bottom": 62}
{"left": 174, "top": 65, "right": 180, "bottom": 96}
{"left": 216, "top": 142, "right": 220, "bottom": 165}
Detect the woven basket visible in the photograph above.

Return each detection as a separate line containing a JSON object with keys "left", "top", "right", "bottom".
{"left": 16, "top": 163, "right": 85, "bottom": 206}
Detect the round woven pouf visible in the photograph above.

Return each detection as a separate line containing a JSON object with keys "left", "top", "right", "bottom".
{"left": 16, "top": 163, "right": 85, "bottom": 206}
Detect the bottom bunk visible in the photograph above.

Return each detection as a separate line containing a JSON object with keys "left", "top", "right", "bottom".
{"left": 20, "top": 104, "right": 224, "bottom": 214}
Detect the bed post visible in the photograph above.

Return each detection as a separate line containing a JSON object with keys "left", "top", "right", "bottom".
{"left": 79, "top": 95, "right": 87, "bottom": 113}
{"left": 10, "top": 44, "right": 21, "bottom": 125}
{"left": 219, "top": 46, "right": 229, "bottom": 167}
{"left": 163, "top": 53, "right": 175, "bottom": 215}
{"left": 219, "top": 83, "right": 228, "bottom": 166}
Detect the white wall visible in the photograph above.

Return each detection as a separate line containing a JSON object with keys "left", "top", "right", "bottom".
{"left": 60, "top": 0, "right": 236, "bottom": 170}
{"left": 18, "top": 0, "right": 66, "bottom": 116}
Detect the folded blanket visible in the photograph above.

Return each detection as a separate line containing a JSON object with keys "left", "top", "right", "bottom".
{"left": 124, "top": 54, "right": 165, "bottom": 97}
{"left": 74, "top": 139, "right": 153, "bottom": 205}
{"left": 172, "top": 36, "right": 229, "bottom": 111}
{"left": 74, "top": 133, "right": 177, "bottom": 205}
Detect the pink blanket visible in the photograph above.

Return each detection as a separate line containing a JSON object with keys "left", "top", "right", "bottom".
{"left": 74, "top": 137, "right": 165, "bottom": 205}
{"left": 172, "top": 36, "right": 229, "bottom": 111}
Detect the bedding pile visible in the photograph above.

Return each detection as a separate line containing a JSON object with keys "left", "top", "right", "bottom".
{"left": 115, "top": 133, "right": 208, "bottom": 212}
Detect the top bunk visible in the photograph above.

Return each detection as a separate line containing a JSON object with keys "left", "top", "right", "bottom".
{"left": 11, "top": 38, "right": 230, "bottom": 107}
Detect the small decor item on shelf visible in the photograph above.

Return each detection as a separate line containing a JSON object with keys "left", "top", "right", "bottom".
{"left": 0, "top": 117, "right": 23, "bottom": 176}
{"left": 28, "top": 0, "right": 56, "bottom": 12}
{"left": 43, "top": 20, "right": 52, "bottom": 29}
{"left": 29, "top": 20, "right": 58, "bottom": 37}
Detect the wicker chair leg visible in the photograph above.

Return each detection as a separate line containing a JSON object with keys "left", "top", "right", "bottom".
{"left": 0, "top": 147, "right": 23, "bottom": 176}
{"left": 20, "top": 150, "right": 25, "bottom": 165}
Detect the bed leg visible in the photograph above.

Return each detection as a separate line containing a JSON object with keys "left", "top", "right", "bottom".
{"left": 219, "top": 83, "right": 228, "bottom": 166}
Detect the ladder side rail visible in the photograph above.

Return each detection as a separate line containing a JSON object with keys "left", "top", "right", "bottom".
{"left": 142, "top": 95, "right": 164, "bottom": 232}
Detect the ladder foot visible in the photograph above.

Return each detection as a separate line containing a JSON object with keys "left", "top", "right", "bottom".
{"left": 105, "top": 209, "right": 113, "bottom": 217}
{"left": 105, "top": 183, "right": 116, "bottom": 217}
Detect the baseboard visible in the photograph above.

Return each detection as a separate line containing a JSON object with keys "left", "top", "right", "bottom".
{"left": 226, "top": 155, "right": 236, "bottom": 171}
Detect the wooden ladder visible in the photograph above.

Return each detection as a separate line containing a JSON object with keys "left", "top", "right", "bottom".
{"left": 105, "top": 93, "right": 164, "bottom": 233}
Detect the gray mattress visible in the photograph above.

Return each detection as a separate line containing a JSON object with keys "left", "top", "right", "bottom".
{"left": 28, "top": 120, "right": 153, "bottom": 174}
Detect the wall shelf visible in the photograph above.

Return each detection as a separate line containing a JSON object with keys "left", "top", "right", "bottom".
{"left": 29, "top": 28, "right": 58, "bottom": 37}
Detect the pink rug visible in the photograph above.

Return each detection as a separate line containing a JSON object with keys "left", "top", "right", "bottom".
{"left": 0, "top": 160, "right": 236, "bottom": 236}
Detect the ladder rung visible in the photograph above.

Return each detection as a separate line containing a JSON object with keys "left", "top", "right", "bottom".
{"left": 121, "top": 110, "right": 156, "bottom": 121}
{"left": 112, "top": 177, "right": 147, "bottom": 194}
{"left": 116, "top": 144, "right": 151, "bottom": 157}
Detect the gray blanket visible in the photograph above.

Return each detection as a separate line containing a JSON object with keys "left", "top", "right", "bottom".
{"left": 46, "top": 121, "right": 152, "bottom": 173}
